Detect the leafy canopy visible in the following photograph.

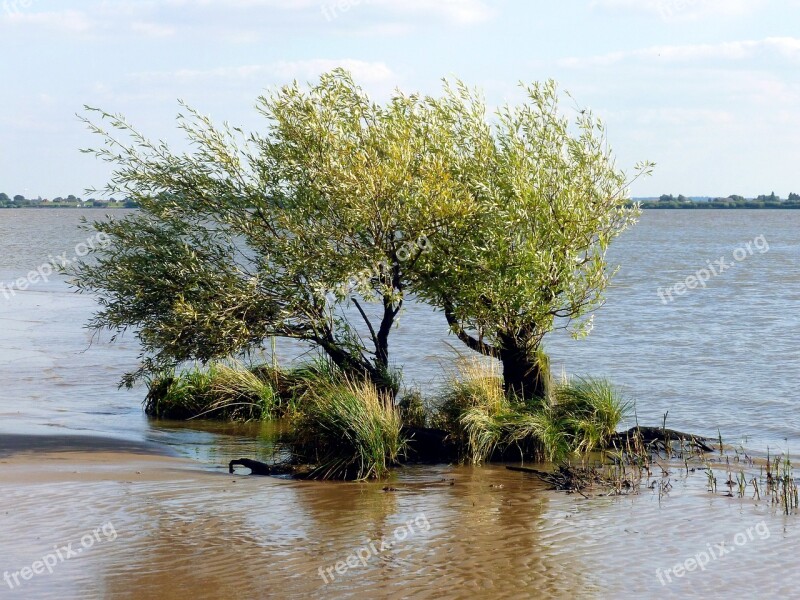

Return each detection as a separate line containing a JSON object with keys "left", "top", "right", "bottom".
{"left": 414, "top": 79, "right": 652, "bottom": 358}
{"left": 72, "top": 70, "right": 471, "bottom": 388}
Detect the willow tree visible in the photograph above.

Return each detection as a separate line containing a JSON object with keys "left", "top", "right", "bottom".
{"left": 71, "top": 70, "right": 470, "bottom": 393}
{"left": 414, "top": 80, "right": 652, "bottom": 399}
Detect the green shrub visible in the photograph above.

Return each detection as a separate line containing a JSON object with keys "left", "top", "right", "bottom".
{"left": 292, "top": 378, "right": 407, "bottom": 480}
{"left": 398, "top": 390, "right": 427, "bottom": 428}
{"left": 144, "top": 361, "right": 281, "bottom": 421}
{"left": 551, "top": 377, "right": 632, "bottom": 453}
{"left": 434, "top": 357, "right": 630, "bottom": 463}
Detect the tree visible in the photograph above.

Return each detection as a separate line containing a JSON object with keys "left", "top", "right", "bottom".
{"left": 0, "top": 193, "right": 9, "bottom": 203}
{"left": 414, "top": 80, "right": 652, "bottom": 399}
{"left": 72, "top": 72, "right": 648, "bottom": 401}
{"left": 72, "top": 70, "right": 468, "bottom": 394}
{"left": 757, "top": 192, "right": 780, "bottom": 203}
{"left": 13, "top": 194, "right": 25, "bottom": 203}
{"left": 789, "top": 192, "right": 800, "bottom": 202}
{"left": 659, "top": 194, "right": 674, "bottom": 202}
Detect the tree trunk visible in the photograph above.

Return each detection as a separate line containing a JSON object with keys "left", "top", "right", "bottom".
{"left": 498, "top": 340, "right": 548, "bottom": 400}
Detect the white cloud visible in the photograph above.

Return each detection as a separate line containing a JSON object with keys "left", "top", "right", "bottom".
{"left": 626, "top": 107, "right": 735, "bottom": 126}
{"left": 170, "top": 0, "right": 494, "bottom": 25}
{"left": 0, "top": 0, "right": 493, "bottom": 42}
{"left": 385, "top": 0, "right": 494, "bottom": 25}
{"left": 558, "top": 37, "right": 800, "bottom": 68}
{"left": 0, "top": 10, "right": 94, "bottom": 34}
{"left": 590, "top": 0, "right": 763, "bottom": 21}
{"left": 130, "top": 21, "right": 177, "bottom": 37}
{"left": 271, "top": 59, "right": 396, "bottom": 84}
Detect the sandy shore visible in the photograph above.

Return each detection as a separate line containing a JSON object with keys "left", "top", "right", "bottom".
{"left": 0, "top": 433, "right": 175, "bottom": 457}
{"left": 0, "top": 433, "right": 203, "bottom": 485}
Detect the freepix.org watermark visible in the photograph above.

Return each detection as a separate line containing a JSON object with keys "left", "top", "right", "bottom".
{"left": 0, "top": 232, "right": 110, "bottom": 301}
{"left": 321, "top": 0, "right": 377, "bottom": 22}
{"left": 318, "top": 513, "right": 430, "bottom": 584}
{"left": 657, "top": 234, "right": 769, "bottom": 304}
{"left": 4, "top": 522, "right": 118, "bottom": 591}
{"left": 351, "top": 234, "right": 431, "bottom": 288}
{"left": 658, "top": 0, "right": 700, "bottom": 20}
{"left": 656, "top": 520, "right": 770, "bottom": 585}
{"left": 2, "top": 0, "right": 35, "bottom": 17}
{"left": 325, "top": 234, "right": 431, "bottom": 302}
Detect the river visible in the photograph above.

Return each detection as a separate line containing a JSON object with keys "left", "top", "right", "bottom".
{"left": 1, "top": 209, "right": 798, "bottom": 599}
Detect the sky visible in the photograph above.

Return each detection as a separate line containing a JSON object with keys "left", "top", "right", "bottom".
{"left": 0, "top": 0, "right": 798, "bottom": 199}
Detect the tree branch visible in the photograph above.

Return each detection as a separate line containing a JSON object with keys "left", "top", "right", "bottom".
{"left": 352, "top": 297, "right": 379, "bottom": 350}
{"left": 442, "top": 298, "right": 496, "bottom": 357}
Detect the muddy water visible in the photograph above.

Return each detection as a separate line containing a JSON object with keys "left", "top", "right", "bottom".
{"left": 2, "top": 209, "right": 800, "bottom": 599}
{"left": 2, "top": 454, "right": 799, "bottom": 599}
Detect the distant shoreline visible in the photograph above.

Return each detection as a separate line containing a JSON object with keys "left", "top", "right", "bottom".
{"left": 6, "top": 203, "right": 800, "bottom": 211}
{"left": 0, "top": 204, "right": 135, "bottom": 209}
{"left": 639, "top": 203, "right": 800, "bottom": 210}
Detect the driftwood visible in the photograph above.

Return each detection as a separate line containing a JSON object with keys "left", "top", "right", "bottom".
{"left": 610, "top": 426, "right": 715, "bottom": 453}
{"left": 507, "top": 465, "right": 631, "bottom": 496}
{"left": 229, "top": 458, "right": 302, "bottom": 477}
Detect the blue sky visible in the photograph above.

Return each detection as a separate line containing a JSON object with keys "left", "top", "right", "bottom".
{"left": 1, "top": 0, "right": 798, "bottom": 198}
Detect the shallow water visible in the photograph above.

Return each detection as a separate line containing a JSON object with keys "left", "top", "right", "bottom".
{"left": 2, "top": 209, "right": 799, "bottom": 451}
{"left": 1, "top": 209, "right": 800, "bottom": 598}
{"left": 2, "top": 455, "right": 798, "bottom": 599}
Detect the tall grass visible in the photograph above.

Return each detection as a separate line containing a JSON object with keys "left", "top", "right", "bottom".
{"left": 250, "top": 354, "right": 341, "bottom": 401}
{"left": 434, "top": 356, "right": 630, "bottom": 464}
{"left": 145, "top": 361, "right": 282, "bottom": 421}
{"left": 293, "top": 378, "right": 407, "bottom": 480}
{"left": 552, "top": 377, "right": 632, "bottom": 453}
{"left": 398, "top": 389, "right": 428, "bottom": 428}
{"left": 434, "top": 357, "right": 517, "bottom": 464}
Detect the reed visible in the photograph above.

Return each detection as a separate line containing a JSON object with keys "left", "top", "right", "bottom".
{"left": 434, "top": 357, "right": 630, "bottom": 464}
{"left": 144, "top": 361, "right": 281, "bottom": 421}
{"left": 292, "top": 378, "right": 407, "bottom": 480}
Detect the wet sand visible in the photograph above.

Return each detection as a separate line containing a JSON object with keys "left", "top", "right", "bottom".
{"left": 0, "top": 435, "right": 190, "bottom": 486}
{"left": 1, "top": 436, "right": 799, "bottom": 599}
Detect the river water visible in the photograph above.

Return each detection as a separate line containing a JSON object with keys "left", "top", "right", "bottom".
{"left": 1, "top": 209, "right": 799, "bottom": 599}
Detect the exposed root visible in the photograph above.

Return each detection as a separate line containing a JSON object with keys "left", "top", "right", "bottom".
{"left": 507, "top": 464, "right": 636, "bottom": 496}
{"left": 610, "top": 426, "right": 715, "bottom": 453}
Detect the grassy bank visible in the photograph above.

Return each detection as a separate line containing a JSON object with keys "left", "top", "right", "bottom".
{"left": 144, "top": 355, "right": 630, "bottom": 480}
{"left": 432, "top": 357, "right": 630, "bottom": 464}
{"left": 144, "top": 356, "right": 350, "bottom": 421}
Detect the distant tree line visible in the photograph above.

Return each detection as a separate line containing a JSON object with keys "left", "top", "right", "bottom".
{"left": 0, "top": 192, "right": 138, "bottom": 208}
{"left": 640, "top": 192, "right": 800, "bottom": 209}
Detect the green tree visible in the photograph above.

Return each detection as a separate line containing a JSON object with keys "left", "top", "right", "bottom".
{"left": 414, "top": 80, "right": 652, "bottom": 399}
{"left": 72, "top": 70, "right": 467, "bottom": 393}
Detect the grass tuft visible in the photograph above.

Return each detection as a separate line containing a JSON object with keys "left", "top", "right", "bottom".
{"left": 292, "top": 378, "right": 407, "bottom": 480}
{"left": 144, "top": 361, "right": 283, "bottom": 421}
{"left": 434, "top": 356, "right": 630, "bottom": 464}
